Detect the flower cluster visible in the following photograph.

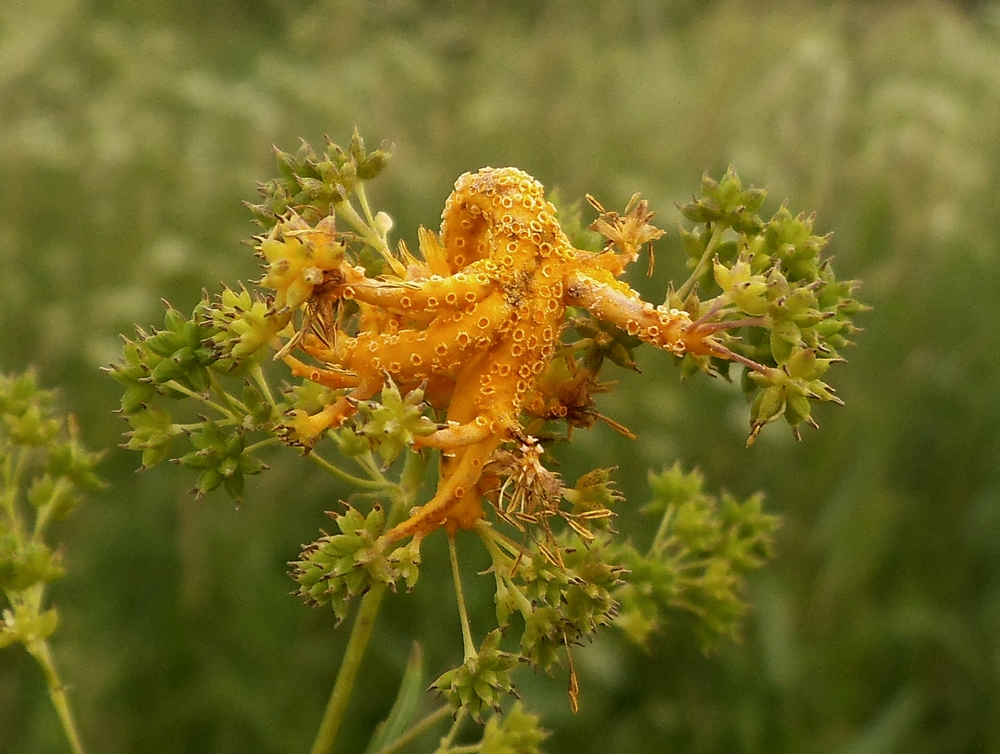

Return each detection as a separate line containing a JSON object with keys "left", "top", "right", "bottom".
{"left": 1, "top": 369, "right": 102, "bottom": 673}
{"left": 613, "top": 463, "right": 778, "bottom": 648}
{"left": 670, "top": 169, "right": 868, "bottom": 441}
{"left": 1, "top": 370, "right": 102, "bottom": 605}
{"left": 109, "top": 131, "right": 864, "bottom": 752}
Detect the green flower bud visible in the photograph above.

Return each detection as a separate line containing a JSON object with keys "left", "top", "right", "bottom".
{"left": 387, "top": 537, "right": 422, "bottom": 592}
{"left": 480, "top": 702, "right": 548, "bottom": 754}
{"left": 0, "top": 370, "right": 51, "bottom": 419}
{"left": 357, "top": 147, "right": 391, "bottom": 181}
{"left": 3, "top": 404, "right": 60, "bottom": 446}
{"left": 563, "top": 467, "right": 623, "bottom": 516}
{"left": 432, "top": 630, "right": 517, "bottom": 722}
{"left": 27, "top": 476, "right": 79, "bottom": 520}
{"left": 241, "top": 383, "right": 278, "bottom": 429}
{"left": 0, "top": 537, "right": 64, "bottom": 592}
{"left": 749, "top": 385, "right": 786, "bottom": 441}
{"left": 769, "top": 319, "right": 802, "bottom": 366}
{"left": 123, "top": 405, "right": 181, "bottom": 469}
{"left": 677, "top": 168, "right": 766, "bottom": 234}
{"left": 291, "top": 505, "right": 399, "bottom": 623}
{"left": 520, "top": 605, "right": 565, "bottom": 672}
{"left": 1, "top": 603, "right": 59, "bottom": 645}
{"left": 204, "top": 285, "right": 290, "bottom": 368}
{"left": 354, "top": 378, "right": 438, "bottom": 468}
{"left": 46, "top": 437, "right": 104, "bottom": 494}
{"left": 175, "top": 422, "right": 266, "bottom": 502}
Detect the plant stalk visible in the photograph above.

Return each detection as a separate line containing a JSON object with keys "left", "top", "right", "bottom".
{"left": 310, "top": 450, "right": 425, "bottom": 753}
{"left": 25, "top": 637, "right": 87, "bottom": 754}
{"left": 310, "top": 582, "right": 388, "bottom": 754}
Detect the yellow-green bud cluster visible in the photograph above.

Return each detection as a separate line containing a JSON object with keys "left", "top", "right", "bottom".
{"left": 1, "top": 370, "right": 102, "bottom": 651}
{"left": 256, "top": 214, "right": 344, "bottom": 312}
{"left": 246, "top": 129, "right": 391, "bottom": 228}
{"left": 108, "top": 302, "right": 219, "bottom": 405}
{"left": 205, "top": 285, "right": 290, "bottom": 365}
{"left": 612, "top": 463, "right": 777, "bottom": 647}
{"left": 672, "top": 168, "right": 867, "bottom": 440}
{"left": 290, "top": 505, "right": 420, "bottom": 624}
{"left": 174, "top": 420, "right": 267, "bottom": 501}
{"left": 431, "top": 630, "right": 518, "bottom": 722}
{"left": 514, "top": 543, "right": 621, "bottom": 672}
{"left": 353, "top": 379, "right": 439, "bottom": 468}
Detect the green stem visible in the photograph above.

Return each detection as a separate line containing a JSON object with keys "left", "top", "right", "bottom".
{"left": 305, "top": 451, "right": 390, "bottom": 490}
{"left": 32, "top": 477, "right": 71, "bottom": 540}
{"left": 374, "top": 704, "right": 453, "bottom": 754}
{"left": 336, "top": 200, "right": 390, "bottom": 259}
{"left": 162, "top": 380, "right": 237, "bottom": 419}
{"left": 649, "top": 507, "right": 675, "bottom": 556}
{"left": 477, "top": 526, "right": 514, "bottom": 575}
{"left": 2, "top": 446, "right": 28, "bottom": 546}
{"left": 249, "top": 363, "right": 278, "bottom": 407}
{"left": 335, "top": 196, "right": 404, "bottom": 277}
{"left": 502, "top": 573, "right": 534, "bottom": 621}
{"left": 243, "top": 436, "right": 283, "bottom": 455}
{"left": 396, "top": 450, "right": 428, "bottom": 514}
{"left": 310, "top": 582, "right": 388, "bottom": 754}
{"left": 475, "top": 522, "right": 531, "bottom": 563}
{"left": 208, "top": 370, "right": 250, "bottom": 416}
{"left": 448, "top": 536, "right": 477, "bottom": 663}
{"left": 354, "top": 451, "right": 390, "bottom": 486}
{"left": 676, "top": 222, "right": 726, "bottom": 302}
{"left": 25, "top": 637, "right": 87, "bottom": 754}
{"left": 309, "top": 450, "right": 423, "bottom": 753}
{"left": 433, "top": 709, "right": 468, "bottom": 754}
{"left": 354, "top": 182, "right": 379, "bottom": 229}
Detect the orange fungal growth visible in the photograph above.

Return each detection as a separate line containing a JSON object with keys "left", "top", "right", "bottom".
{"left": 267, "top": 167, "right": 761, "bottom": 546}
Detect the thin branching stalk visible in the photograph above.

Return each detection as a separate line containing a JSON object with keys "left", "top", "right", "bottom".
{"left": 433, "top": 709, "right": 468, "bottom": 754}
{"left": 374, "top": 704, "right": 453, "bottom": 754}
{"left": 310, "top": 449, "right": 426, "bottom": 753}
{"left": 676, "top": 222, "right": 726, "bottom": 301}
{"left": 24, "top": 634, "right": 87, "bottom": 754}
{"left": 310, "top": 583, "right": 388, "bottom": 754}
{"left": 449, "top": 536, "right": 477, "bottom": 663}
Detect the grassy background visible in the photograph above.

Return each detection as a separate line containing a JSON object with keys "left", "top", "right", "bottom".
{"left": 3, "top": 1, "right": 1000, "bottom": 751}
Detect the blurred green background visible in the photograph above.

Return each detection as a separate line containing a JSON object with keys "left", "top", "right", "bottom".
{"left": 3, "top": 0, "right": 1000, "bottom": 751}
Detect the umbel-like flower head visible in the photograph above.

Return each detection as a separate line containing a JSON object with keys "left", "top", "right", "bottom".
{"left": 256, "top": 213, "right": 344, "bottom": 312}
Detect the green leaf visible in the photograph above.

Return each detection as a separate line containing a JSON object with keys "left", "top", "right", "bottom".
{"left": 363, "top": 643, "right": 425, "bottom": 754}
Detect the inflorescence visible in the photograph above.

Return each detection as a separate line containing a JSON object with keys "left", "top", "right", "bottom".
{"left": 108, "top": 130, "right": 864, "bottom": 731}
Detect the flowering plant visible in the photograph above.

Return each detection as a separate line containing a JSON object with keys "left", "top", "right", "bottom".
{"left": 108, "top": 130, "right": 864, "bottom": 753}
{"left": 1, "top": 370, "right": 103, "bottom": 754}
